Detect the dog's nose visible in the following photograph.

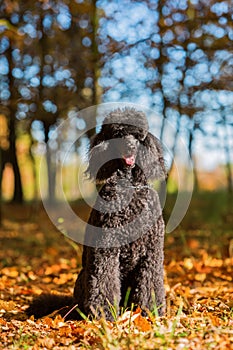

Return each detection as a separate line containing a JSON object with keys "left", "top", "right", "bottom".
{"left": 123, "top": 135, "right": 138, "bottom": 152}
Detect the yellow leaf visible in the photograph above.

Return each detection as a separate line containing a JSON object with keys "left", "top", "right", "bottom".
{"left": 0, "top": 300, "right": 16, "bottom": 311}
{"left": 195, "top": 273, "right": 206, "bottom": 282}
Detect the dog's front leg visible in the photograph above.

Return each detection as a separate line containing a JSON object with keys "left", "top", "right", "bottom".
{"left": 130, "top": 219, "right": 166, "bottom": 316}
{"left": 130, "top": 256, "right": 165, "bottom": 316}
{"left": 74, "top": 246, "right": 121, "bottom": 320}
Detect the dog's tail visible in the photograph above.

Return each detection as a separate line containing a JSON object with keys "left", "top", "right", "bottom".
{"left": 26, "top": 293, "right": 75, "bottom": 319}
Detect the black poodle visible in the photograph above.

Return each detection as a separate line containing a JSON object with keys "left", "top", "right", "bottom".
{"left": 27, "top": 108, "right": 166, "bottom": 320}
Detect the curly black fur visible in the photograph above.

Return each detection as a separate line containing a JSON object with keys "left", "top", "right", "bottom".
{"left": 27, "top": 108, "right": 166, "bottom": 320}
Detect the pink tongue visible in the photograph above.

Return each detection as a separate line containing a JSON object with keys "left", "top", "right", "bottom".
{"left": 124, "top": 155, "right": 135, "bottom": 166}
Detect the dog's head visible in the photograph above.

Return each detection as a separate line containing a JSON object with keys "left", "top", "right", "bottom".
{"left": 87, "top": 108, "right": 166, "bottom": 183}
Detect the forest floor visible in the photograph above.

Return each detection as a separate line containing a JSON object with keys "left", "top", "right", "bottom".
{"left": 0, "top": 192, "right": 232, "bottom": 349}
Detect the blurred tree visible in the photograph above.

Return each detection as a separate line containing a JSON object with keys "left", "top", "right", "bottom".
{"left": 219, "top": 107, "right": 233, "bottom": 193}
{"left": 98, "top": 0, "right": 233, "bottom": 191}
{"left": 0, "top": 0, "right": 102, "bottom": 202}
{"left": 0, "top": 7, "right": 24, "bottom": 202}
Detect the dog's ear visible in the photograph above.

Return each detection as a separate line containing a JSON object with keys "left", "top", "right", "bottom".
{"left": 87, "top": 133, "right": 121, "bottom": 182}
{"left": 135, "top": 132, "right": 167, "bottom": 181}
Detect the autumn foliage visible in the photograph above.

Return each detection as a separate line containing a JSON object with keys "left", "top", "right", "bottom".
{"left": 0, "top": 198, "right": 232, "bottom": 349}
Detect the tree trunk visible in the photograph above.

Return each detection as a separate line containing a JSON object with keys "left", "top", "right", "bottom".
{"left": 8, "top": 116, "right": 23, "bottom": 203}
{"left": 221, "top": 109, "right": 233, "bottom": 193}
{"left": 85, "top": 0, "right": 100, "bottom": 140}
{"left": 157, "top": 0, "right": 168, "bottom": 143}
{"left": 0, "top": 146, "right": 2, "bottom": 225}
{"left": 44, "top": 122, "right": 56, "bottom": 203}
{"left": 167, "top": 112, "right": 182, "bottom": 177}
{"left": 188, "top": 128, "right": 199, "bottom": 191}
{"left": 5, "top": 41, "right": 23, "bottom": 203}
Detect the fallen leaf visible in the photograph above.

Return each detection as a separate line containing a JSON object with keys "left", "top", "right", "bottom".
{"left": 1, "top": 267, "right": 19, "bottom": 278}
{"left": 195, "top": 273, "right": 206, "bottom": 282}
{"left": 133, "top": 314, "right": 152, "bottom": 332}
{"left": 0, "top": 300, "right": 16, "bottom": 312}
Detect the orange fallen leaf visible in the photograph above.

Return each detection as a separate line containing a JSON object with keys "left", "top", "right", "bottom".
{"left": 194, "top": 273, "right": 206, "bottom": 282}
{"left": 187, "top": 239, "right": 200, "bottom": 249}
{"left": 44, "top": 265, "right": 61, "bottom": 275}
{"left": 53, "top": 273, "right": 74, "bottom": 285}
{"left": 1, "top": 267, "right": 19, "bottom": 278}
{"left": 133, "top": 314, "right": 152, "bottom": 332}
{"left": 42, "top": 276, "right": 52, "bottom": 283}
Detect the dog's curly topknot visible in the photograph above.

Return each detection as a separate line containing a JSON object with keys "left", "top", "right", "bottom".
{"left": 103, "top": 107, "right": 149, "bottom": 141}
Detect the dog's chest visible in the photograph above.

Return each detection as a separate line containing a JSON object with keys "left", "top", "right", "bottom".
{"left": 86, "top": 184, "right": 162, "bottom": 246}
